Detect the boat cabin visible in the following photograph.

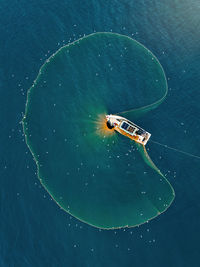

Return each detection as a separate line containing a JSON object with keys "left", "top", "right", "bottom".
{"left": 120, "top": 121, "right": 138, "bottom": 136}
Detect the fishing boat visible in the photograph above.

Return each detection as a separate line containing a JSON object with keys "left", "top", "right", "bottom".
{"left": 106, "top": 114, "right": 151, "bottom": 145}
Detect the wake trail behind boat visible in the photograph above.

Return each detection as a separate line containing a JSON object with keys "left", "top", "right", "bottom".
{"left": 150, "top": 140, "right": 200, "bottom": 160}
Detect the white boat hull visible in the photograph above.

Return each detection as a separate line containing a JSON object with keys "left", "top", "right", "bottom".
{"left": 106, "top": 114, "right": 151, "bottom": 145}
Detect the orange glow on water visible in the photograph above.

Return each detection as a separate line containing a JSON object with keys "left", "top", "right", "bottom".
{"left": 95, "top": 114, "right": 115, "bottom": 136}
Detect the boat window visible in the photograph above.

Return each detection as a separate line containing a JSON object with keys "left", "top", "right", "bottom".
{"left": 121, "top": 122, "right": 129, "bottom": 130}
{"left": 128, "top": 126, "right": 135, "bottom": 133}
{"left": 136, "top": 129, "right": 145, "bottom": 135}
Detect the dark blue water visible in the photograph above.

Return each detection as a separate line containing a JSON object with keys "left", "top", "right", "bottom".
{"left": 1, "top": 0, "right": 200, "bottom": 266}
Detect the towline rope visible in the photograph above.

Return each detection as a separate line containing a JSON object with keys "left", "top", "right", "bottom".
{"left": 150, "top": 140, "right": 200, "bottom": 160}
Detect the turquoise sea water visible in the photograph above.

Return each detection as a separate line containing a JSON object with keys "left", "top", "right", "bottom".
{"left": 23, "top": 32, "right": 174, "bottom": 229}
{"left": 1, "top": 0, "right": 200, "bottom": 266}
